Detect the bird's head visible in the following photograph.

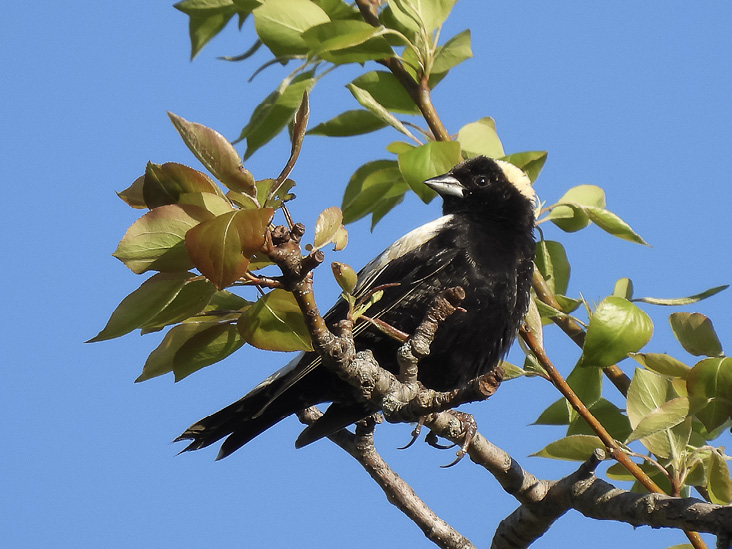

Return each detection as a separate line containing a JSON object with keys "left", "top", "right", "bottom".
{"left": 424, "top": 156, "right": 536, "bottom": 219}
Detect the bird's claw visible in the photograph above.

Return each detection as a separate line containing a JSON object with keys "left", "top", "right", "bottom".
{"left": 398, "top": 416, "right": 426, "bottom": 450}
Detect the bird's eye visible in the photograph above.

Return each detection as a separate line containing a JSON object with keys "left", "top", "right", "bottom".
{"left": 476, "top": 176, "right": 488, "bottom": 187}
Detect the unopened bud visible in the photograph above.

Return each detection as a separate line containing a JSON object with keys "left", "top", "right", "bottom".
{"left": 331, "top": 261, "right": 358, "bottom": 294}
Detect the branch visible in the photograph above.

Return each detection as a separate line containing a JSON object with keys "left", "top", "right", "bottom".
{"left": 354, "top": 0, "right": 451, "bottom": 142}
{"left": 519, "top": 324, "right": 709, "bottom": 549}
{"left": 492, "top": 449, "right": 732, "bottom": 549}
{"left": 298, "top": 407, "right": 476, "bottom": 549}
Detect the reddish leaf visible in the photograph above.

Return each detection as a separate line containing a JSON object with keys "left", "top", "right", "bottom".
{"left": 168, "top": 111, "right": 256, "bottom": 195}
{"left": 185, "top": 208, "right": 273, "bottom": 289}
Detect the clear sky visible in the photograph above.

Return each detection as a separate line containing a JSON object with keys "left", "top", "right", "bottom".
{"left": 2, "top": 2, "right": 731, "bottom": 548}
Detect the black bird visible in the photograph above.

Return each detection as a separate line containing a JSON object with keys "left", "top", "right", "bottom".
{"left": 176, "top": 156, "right": 537, "bottom": 459}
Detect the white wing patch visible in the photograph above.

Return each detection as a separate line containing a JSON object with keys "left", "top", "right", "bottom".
{"left": 355, "top": 215, "right": 454, "bottom": 296}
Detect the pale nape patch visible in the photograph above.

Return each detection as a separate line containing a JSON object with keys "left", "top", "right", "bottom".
{"left": 495, "top": 159, "right": 537, "bottom": 203}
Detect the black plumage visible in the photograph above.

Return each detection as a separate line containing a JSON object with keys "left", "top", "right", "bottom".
{"left": 176, "top": 156, "right": 537, "bottom": 459}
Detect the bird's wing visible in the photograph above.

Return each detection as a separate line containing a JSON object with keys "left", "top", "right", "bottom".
{"left": 255, "top": 215, "right": 459, "bottom": 415}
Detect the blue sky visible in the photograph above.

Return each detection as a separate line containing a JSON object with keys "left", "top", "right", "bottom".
{"left": 2, "top": 2, "right": 731, "bottom": 548}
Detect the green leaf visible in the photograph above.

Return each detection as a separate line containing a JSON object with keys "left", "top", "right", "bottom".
{"left": 397, "top": 141, "right": 462, "bottom": 203}
{"left": 141, "top": 277, "right": 217, "bottom": 332}
{"left": 625, "top": 397, "right": 690, "bottom": 443}
{"left": 346, "top": 83, "right": 418, "bottom": 143}
{"left": 237, "top": 72, "right": 317, "bottom": 159}
{"left": 311, "top": 0, "right": 359, "bottom": 20}
{"left": 687, "top": 357, "right": 732, "bottom": 432}
{"left": 579, "top": 297, "right": 653, "bottom": 368}
{"left": 534, "top": 366, "right": 602, "bottom": 425}
{"left": 431, "top": 29, "right": 472, "bottom": 74}
{"left": 546, "top": 185, "right": 606, "bottom": 232}
{"left": 708, "top": 449, "right": 732, "bottom": 504}
{"left": 168, "top": 112, "right": 256, "bottom": 195}
{"left": 113, "top": 204, "right": 213, "bottom": 274}
{"left": 531, "top": 434, "right": 605, "bottom": 461}
{"left": 584, "top": 206, "right": 649, "bottom": 245}
{"left": 302, "top": 20, "right": 394, "bottom": 64}
{"left": 350, "top": 71, "right": 420, "bottom": 115}
{"left": 567, "top": 398, "right": 632, "bottom": 441}
{"left": 185, "top": 208, "right": 274, "bottom": 290}
{"left": 173, "top": 322, "right": 245, "bottom": 380}
{"left": 387, "top": 0, "right": 457, "bottom": 33}
{"left": 252, "top": 0, "right": 329, "bottom": 56}
{"left": 312, "top": 206, "right": 344, "bottom": 250}
{"left": 500, "top": 151, "right": 548, "bottom": 183}
{"left": 308, "top": 110, "right": 387, "bottom": 137}
{"left": 178, "top": 192, "right": 235, "bottom": 216}
{"left": 457, "top": 117, "right": 504, "bottom": 159}
{"left": 633, "top": 285, "right": 728, "bottom": 306}
{"left": 142, "top": 162, "right": 224, "bottom": 208}
{"left": 535, "top": 240, "right": 570, "bottom": 295}
{"left": 174, "top": 0, "right": 239, "bottom": 59}
{"left": 136, "top": 320, "right": 242, "bottom": 382}
{"left": 631, "top": 353, "right": 691, "bottom": 379}
{"left": 669, "top": 312, "right": 724, "bottom": 357}
{"left": 500, "top": 361, "right": 525, "bottom": 381}
{"left": 612, "top": 277, "right": 634, "bottom": 300}
{"left": 627, "top": 368, "right": 689, "bottom": 459}
{"left": 238, "top": 289, "right": 313, "bottom": 351}
{"left": 88, "top": 272, "right": 193, "bottom": 342}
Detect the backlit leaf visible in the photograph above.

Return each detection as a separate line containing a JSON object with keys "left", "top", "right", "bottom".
{"left": 113, "top": 204, "right": 213, "bottom": 274}
{"left": 117, "top": 175, "right": 147, "bottom": 209}
{"left": 237, "top": 73, "right": 317, "bottom": 159}
{"left": 631, "top": 353, "right": 691, "bottom": 379}
{"left": 88, "top": 272, "right": 193, "bottom": 342}
{"left": 431, "top": 29, "right": 472, "bottom": 74}
{"left": 398, "top": 141, "right": 462, "bottom": 203}
{"left": 687, "top": 357, "right": 732, "bottom": 432}
{"left": 347, "top": 83, "right": 418, "bottom": 142}
{"left": 141, "top": 277, "right": 217, "bottom": 332}
{"left": 584, "top": 206, "right": 649, "bottom": 245}
{"left": 625, "top": 397, "right": 689, "bottom": 443}
{"left": 387, "top": 0, "right": 457, "bottom": 33}
{"left": 708, "top": 449, "right": 732, "bottom": 504}
{"left": 546, "top": 185, "right": 605, "bottom": 232}
{"left": 238, "top": 289, "right": 313, "bottom": 351}
{"left": 669, "top": 312, "right": 724, "bottom": 357}
{"left": 312, "top": 206, "right": 344, "bottom": 250}
{"left": 531, "top": 434, "right": 605, "bottom": 461}
{"left": 308, "top": 109, "right": 387, "bottom": 137}
{"left": 350, "top": 71, "right": 420, "bottom": 115}
{"left": 457, "top": 117, "right": 504, "bottom": 159}
{"left": 579, "top": 297, "right": 653, "bottom": 368}
{"left": 173, "top": 322, "right": 245, "bottom": 380}
{"left": 302, "top": 20, "right": 394, "bottom": 64}
{"left": 168, "top": 112, "right": 256, "bottom": 195}
{"left": 142, "top": 162, "right": 224, "bottom": 208}
{"left": 535, "top": 240, "right": 570, "bottom": 295}
{"left": 633, "top": 285, "right": 728, "bottom": 306}
{"left": 185, "top": 208, "right": 274, "bottom": 289}
{"left": 178, "top": 192, "right": 235, "bottom": 216}
{"left": 252, "top": 0, "right": 329, "bottom": 57}
{"left": 501, "top": 151, "right": 548, "bottom": 183}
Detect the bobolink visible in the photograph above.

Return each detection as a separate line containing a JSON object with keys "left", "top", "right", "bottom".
{"left": 177, "top": 156, "right": 537, "bottom": 459}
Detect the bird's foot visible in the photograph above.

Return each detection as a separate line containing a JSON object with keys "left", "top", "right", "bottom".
{"left": 430, "top": 410, "right": 477, "bottom": 468}
{"left": 398, "top": 416, "right": 427, "bottom": 450}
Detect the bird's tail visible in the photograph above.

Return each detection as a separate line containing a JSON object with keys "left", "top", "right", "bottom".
{"left": 175, "top": 356, "right": 316, "bottom": 460}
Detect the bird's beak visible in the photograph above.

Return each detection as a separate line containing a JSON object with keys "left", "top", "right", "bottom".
{"left": 424, "top": 173, "right": 465, "bottom": 198}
